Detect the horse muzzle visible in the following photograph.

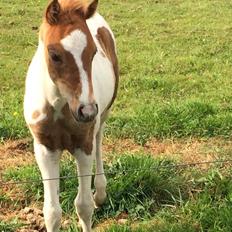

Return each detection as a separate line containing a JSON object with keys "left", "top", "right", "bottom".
{"left": 72, "top": 103, "right": 98, "bottom": 123}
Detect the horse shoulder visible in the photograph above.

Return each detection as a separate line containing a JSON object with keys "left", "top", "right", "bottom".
{"left": 24, "top": 44, "right": 48, "bottom": 126}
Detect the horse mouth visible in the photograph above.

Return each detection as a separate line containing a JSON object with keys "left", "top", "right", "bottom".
{"left": 71, "top": 103, "right": 98, "bottom": 123}
{"left": 71, "top": 111, "right": 96, "bottom": 123}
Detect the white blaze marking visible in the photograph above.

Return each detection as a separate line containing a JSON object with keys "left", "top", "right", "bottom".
{"left": 61, "top": 30, "right": 89, "bottom": 104}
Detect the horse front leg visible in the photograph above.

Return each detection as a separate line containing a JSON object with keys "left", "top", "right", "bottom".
{"left": 94, "top": 126, "right": 107, "bottom": 207}
{"left": 74, "top": 147, "right": 95, "bottom": 232}
{"left": 34, "top": 143, "right": 62, "bottom": 232}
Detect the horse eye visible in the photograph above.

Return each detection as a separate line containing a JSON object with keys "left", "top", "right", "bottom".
{"left": 48, "top": 48, "right": 63, "bottom": 64}
{"left": 50, "top": 52, "right": 62, "bottom": 63}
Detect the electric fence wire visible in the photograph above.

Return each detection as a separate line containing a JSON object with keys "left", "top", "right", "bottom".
{"left": 1, "top": 159, "right": 232, "bottom": 186}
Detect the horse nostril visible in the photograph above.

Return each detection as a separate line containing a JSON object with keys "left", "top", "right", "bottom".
{"left": 77, "top": 103, "right": 98, "bottom": 123}
{"left": 95, "top": 104, "right": 99, "bottom": 115}
{"left": 78, "top": 104, "right": 85, "bottom": 118}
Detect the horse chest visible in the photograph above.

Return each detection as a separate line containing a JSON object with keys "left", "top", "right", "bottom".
{"left": 29, "top": 105, "right": 95, "bottom": 155}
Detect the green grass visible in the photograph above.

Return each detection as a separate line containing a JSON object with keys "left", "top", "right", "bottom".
{"left": 1, "top": 0, "right": 232, "bottom": 142}
{"left": 0, "top": 219, "right": 22, "bottom": 232}
{"left": 3, "top": 154, "right": 232, "bottom": 231}
{"left": 0, "top": 0, "right": 46, "bottom": 140}
{"left": 3, "top": 155, "right": 187, "bottom": 220}
{"left": 2, "top": 0, "right": 232, "bottom": 231}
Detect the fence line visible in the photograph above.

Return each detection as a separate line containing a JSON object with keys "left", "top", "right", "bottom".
{"left": 1, "top": 159, "right": 232, "bottom": 186}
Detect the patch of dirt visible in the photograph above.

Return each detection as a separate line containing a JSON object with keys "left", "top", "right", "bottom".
{"left": 1, "top": 137, "right": 230, "bottom": 173}
{"left": 0, "top": 138, "right": 34, "bottom": 172}
{"left": 16, "top": 207, "right": 45, "bottom": 232}
{"left": 1, "top": 205, "right": 72, "bottom": 232}
{"left": 0, "top": 139, "right": 36, "bottom": 226}
{"left": 103, "top": 137, "right": 232, "bottom": 164}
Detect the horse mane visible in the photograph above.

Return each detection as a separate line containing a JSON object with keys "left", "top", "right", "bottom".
{"left": 40, "top": 0, "right": 93, "bottom": 41}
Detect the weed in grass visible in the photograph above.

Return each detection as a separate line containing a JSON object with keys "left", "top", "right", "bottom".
{"left": 96, "top": 156, "right": 186, "bottom": 220}
{"left": 102, "top": 166, "right": 232, "bottom": 232}
{"left": 187, "top": 168, "right": 232, "bottom": 231}
{"left": 103, "top": 225, "right": 132, "bottom": 232}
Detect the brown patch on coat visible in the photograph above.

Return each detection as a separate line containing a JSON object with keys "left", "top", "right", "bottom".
{"left": 81, "top": 37, "right": 97, "bottom": 101}
{"left": 29, "top": 103, "right": 95, "bottom": 155}
{"left": 32, "top": 111, "right": 40, "bottom": 120}
{"left": 46, "top": 43, "right": 82, "bottom": 113}
{"left": 96, "top": 27, "right": 119, "bottom": 109}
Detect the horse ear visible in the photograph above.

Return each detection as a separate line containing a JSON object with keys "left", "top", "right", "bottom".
{"left": 85, "top": 0, "right": 98, "bottom": 19}
{"left": 46, "top": 0, "right": 61, "bottom": 25}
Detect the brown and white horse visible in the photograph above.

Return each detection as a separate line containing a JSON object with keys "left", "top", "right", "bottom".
{"left": 24, "top": 0, "right": 118, "bottom": 231}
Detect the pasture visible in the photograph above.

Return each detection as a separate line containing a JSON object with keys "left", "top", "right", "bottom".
{"left": 1, "top": 0, "right": 232, "bottom": 231}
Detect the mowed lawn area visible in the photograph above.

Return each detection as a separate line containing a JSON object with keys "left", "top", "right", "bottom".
{"left": 1, "top": 0, "right": 232, "bottom": 231}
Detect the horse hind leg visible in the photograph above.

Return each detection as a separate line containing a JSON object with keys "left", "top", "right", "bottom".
{"left": 94, "top": 126, "right": 107, "bottom": 207}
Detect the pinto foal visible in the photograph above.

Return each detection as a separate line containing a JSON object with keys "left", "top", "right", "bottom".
{"left": 24, "top": 0, "right": 118, "bottom": 231}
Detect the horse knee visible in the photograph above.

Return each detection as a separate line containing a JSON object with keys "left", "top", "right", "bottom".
{"left": 43, "top": 205, "right": 62, "bottom": 232}
{"left": 94, "top": 175, "right": 107, "bottom": 192}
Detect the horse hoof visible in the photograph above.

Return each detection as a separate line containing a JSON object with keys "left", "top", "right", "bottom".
{"left": 94, "top": 192, "right": 107, "bottom": 208}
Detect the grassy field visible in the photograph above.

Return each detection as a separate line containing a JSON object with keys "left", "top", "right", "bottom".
{"left": 1, "top": 0, "right": 232, "bottom": 231}
{"left": 1, "top": 0, "right": 232, "bottom": 143}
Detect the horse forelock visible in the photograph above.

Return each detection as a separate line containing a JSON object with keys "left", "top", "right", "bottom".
{"left": 42, "top": 0, "right": 90, "bottom": 28}
{"left": 58, "top": 0, "right": 89, "bottom": 13}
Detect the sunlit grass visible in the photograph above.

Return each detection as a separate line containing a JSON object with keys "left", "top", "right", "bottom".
{"left": 1, "top": 0, "right": 232, "bottom": 142}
